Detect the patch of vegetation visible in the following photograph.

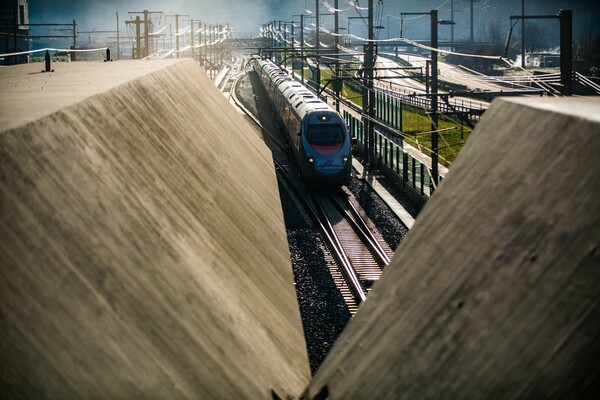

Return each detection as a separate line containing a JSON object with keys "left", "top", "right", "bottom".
{"left": 401, "top": 104, "right": 472, "bottom": 165}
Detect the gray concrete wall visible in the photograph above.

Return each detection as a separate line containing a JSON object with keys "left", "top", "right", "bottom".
{"left": 306, "top": 97, "right": 600, "bottom": 399}
{"left": 0, "top": 60, "right": 309, "bottom": 399}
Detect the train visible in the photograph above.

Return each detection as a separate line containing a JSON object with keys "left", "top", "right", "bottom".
{"left": 252, "top": 57, "right": 352, "bottom": 188}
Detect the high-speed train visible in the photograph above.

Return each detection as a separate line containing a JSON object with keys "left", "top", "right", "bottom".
{"left": 252, "top": 57, "right": 352, "bottom": 187}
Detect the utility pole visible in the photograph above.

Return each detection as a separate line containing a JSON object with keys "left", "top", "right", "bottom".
{"left": 290, "top": 21, "right": 296, "bottom": 75}
{"left": 387, "top": 15, "right": 390, "bottom": 40}
{"left": 166, "top": 14, "right": 190, "bottom": 58}
{"left": 116, "top": 12, "right": 120, "bottom": 59}
{"left": 335, "top": 0, "right": 340, "bottom": 111}
{"left": 209, "top": 25, "right": 213, "bottom": 74}
{"left": 190, "top": 20, "right": 196, "bottom": 60}
{"left": 125, "top": 16, "right": 142, "bottom": 58}
{"left": 205, "top": 24, "right": 209, "bottom": 67}
{"left": 202, "top": 22, "right": 207, "bottom": 66}
{"left": 144, "top": 10, "right": 150, "bottom": 57}
{"left": 315, "top": 0, "right": 320, "bottom": 90}
{"left": 468, "top": 0, "right": 482, "bottom": 43}
{"left": 199, "top": 21, "right": 203, "bottom": 65}
{"left": 13, "top": 5, "right": 18, "bottom": 58}
{"left": 470, "top": 0, "right": 474, "bottom": 42}
{"left": 212, "top": 25, "right": 217, "bottom": 75}
{"left": 283, "top": 22, "right": 287, "bottom": 68}
{"left": 431, "top": 9, "right": 439, "bottom": 189}
{"left": 559, "top": 9, "right": 572, "bottom": 96}
{"left": 135, "top": 17, "right": 141, "bottom": 58}
{"left": 450, "top": 0, "right": 454, "bottom": 51}
{"left": 269, "top": 21, "right": 273, "bottom": 59}
{"left": 365, "top": 0, "right": 375, "bottom": 170}
{"left": 176, "top": 14, "right": 180, "bottom": 57}
{"left": 300, "top": 15, "right": 305, "bottom": 83}
{"left": 71, "top": 19, "right": 77, "bottom": 61}
{"left": 521, "top": 0, "right": 525, "bottom": 67}
{"left": 128, "top": 11, "right": 161, "bottom": 59}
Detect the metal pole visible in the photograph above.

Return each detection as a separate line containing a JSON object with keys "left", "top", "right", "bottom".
{"left": 300, "top": 15, "right": 305, "bottom": 83}
{"left": 559, "top": 9, "right": 572, "bottom": 96}
{"left": 271, "top": 21, "right": 275, "bottom": 59}
{"left": 316, "top": 0, "right": 320, "bottom": 90}
{"left": 13, "top": 5, "right": 17, "bottom": 57}
{"left": 199, "top": 22, "right": 203, "bottom": 65}
{"left": 284, "top": 22, "right": 288, "bottom": 68}
{"left": 144, "top": 10, "right": 149, "bottom": 58}
{"left": 387, "top": 15, "right": 390, "bottom": 40}
{"left": 335, "top": 0, "right": 340, "bottom": 112}
{"left": 366, "top": 0, "right": 375, "bottom": 170}
{"left": 470, "top": 0, "right": 474, "bottom": 42}
{"left": 190, "top": 20, "right": 195, "bottom": 59}
{"left": 450, "top": 0, "right": 454, "bottom": 51}
{"left": 521, "top": 0, "right": 525, "bottom": 67}
{"left": 347, "top": 19, "right": 350, "bottom": 46}
{"left": 431, "top": 9, "right": 439, "bottom": 189}
{"left": 135, "top": 17, "right": 141, "bottom": 59}
{"left": 72, "top": 19, "right": 77, "bottom": 61}
{"left": 175, "top": 14, "right": 179, "bottom": 58}
{"left": 116, "top": 12, "right": 120, "bottom": 59}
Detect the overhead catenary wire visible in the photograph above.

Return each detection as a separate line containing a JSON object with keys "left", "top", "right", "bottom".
{"left": 322, "top": 1, "right": 352, "bottom": 13}
{"left": 148, "top": 26, "right": 167, "bottom": 36}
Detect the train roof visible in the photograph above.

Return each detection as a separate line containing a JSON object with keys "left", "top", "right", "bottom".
{"left": 256, "top": 58, "right": 335, "bottom": 120}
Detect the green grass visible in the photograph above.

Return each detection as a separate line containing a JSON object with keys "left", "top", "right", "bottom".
{"left": 400, "top": 105, "right": 472, "bottom": 165}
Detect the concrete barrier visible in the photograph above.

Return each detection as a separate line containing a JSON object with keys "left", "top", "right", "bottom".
{"left": 306, "top": 96, "right": 600, "bottom": 399}
{"left": 0, "top": 59, "right": 309, "bottom": 399}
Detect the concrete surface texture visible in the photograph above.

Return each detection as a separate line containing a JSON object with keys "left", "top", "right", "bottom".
{"left": 306, "top": 96, "right": 600, "bottom": 399}
{"left": 0, "top": 59, "right": 309, "bottom": 398}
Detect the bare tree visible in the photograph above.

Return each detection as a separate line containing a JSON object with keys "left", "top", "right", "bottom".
{"left": 575, "top": 25, "right": 600, "bottom": 76}
{"left": 480, "top": 17, "right": 504, "bottom": 45}
{"left": 524, "top": 22, "right": 548, "bottom": 52}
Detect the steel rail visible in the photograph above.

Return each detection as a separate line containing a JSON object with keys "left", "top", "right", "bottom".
{"left": 329, "top": 191, "right": 391, "bottom": 267}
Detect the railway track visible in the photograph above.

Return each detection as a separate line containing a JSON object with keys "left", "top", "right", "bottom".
{"left": 310, "top": 189, "right": 393, "bottom": 312}
{"left": 230, "top": 67, "right": 393, "bottom": 314}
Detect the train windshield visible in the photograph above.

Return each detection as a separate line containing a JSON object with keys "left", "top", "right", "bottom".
{"left": 307, "top": 124, "right": 344, "bottom": 144}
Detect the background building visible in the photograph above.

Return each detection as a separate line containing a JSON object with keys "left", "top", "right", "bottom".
{"left": 1, "top": 0, "right": 29, "bottom": 65}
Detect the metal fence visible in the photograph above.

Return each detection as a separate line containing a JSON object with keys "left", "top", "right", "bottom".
{"left": 344, "top": 110, "right": 434, "bottom": 201}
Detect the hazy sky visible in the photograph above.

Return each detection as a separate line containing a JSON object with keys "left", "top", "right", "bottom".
{"left": 28, "top": 0, "right": 600, "bottom": 48}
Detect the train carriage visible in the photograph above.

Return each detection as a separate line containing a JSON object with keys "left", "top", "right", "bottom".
{"left": 253, "top": 57, "right": 352, "bottom": 187}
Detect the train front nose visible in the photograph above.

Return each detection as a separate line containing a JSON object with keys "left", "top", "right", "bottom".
{"left": 305, "top": 156, "right": 352, "bottom": 187}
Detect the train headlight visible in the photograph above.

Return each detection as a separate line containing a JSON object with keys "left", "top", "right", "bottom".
{"left": 343, "top": 156, "right": 349, "bottom": 162}
{"left": 308, "top": 157, "right": 315, "bottom": 164}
